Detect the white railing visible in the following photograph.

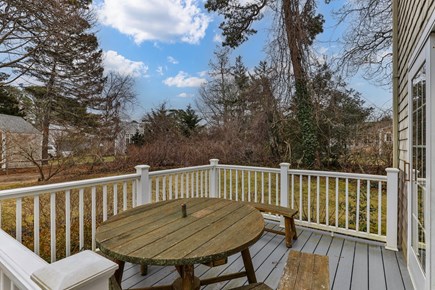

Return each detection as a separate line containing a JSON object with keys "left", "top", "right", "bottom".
{"left": 0, "top": 159, "right": 399, "bottom": 272}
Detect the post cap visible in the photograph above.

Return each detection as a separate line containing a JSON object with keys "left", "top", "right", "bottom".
{"left": 135, "top": 165, "right": 150, "bottom": 171}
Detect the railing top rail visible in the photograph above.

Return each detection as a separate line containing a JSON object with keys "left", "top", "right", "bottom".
{"left": 287, "top": 169, "right": 387, "bottom": 181}
{"left": 0, "top": 173, "right": 139, "bottom": 200}
{"left": 216, "top": 164, "right": 280, "bottom": 173}
{"left": 149, "top": 165, "right": 213, "bottom": 176}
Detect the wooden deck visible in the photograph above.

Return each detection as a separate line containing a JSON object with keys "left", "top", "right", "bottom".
{"left": 119, "top": 222, "right": 414, "bottom": 290}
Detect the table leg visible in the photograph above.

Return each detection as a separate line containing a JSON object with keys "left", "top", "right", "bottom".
{"left": 173, "top": 265, "right": 200, "bottom": 290}
{"left": 241, "top": 248, "right": 257, "bottom": 284}
{"left": 114, "top": 259, "right": 125, "bottom": 286}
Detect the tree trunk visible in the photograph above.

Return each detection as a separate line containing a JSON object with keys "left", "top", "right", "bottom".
{"left": 282, "top": 0, "right": 318, "bottom": 167}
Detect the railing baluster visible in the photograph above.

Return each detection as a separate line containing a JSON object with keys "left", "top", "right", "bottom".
{"left": 169, "top": 175, "right": 173, "bottom": 200}
{"left": 299, "top": 175, "right": 303, "bottom": 220}
{"left": 132, "top": 180, "right": 136, "bottom": 208}
{"left": 236, "top": 170, "right": 239, "bottom": 201}
{"left": 217, "top": 169, "right": 221, "bottom": 198}
{"left": 224, "top": 169, "right": 227, "bottom": 199}
{"left": 156, "top": 177, "right": 160, "bottom": 202}
{"left": 261, "top": 172, "right": 264, "bottom": 204}
{"left": 367, "top": 180, "right": 371, "bottom": 233}
{"left": 276, "top": 173, "right": 279, "bottom": 206}
{"left": 91, "top": 186, "right": 96, "bottom": 251}
{"left": 181, "top": 174, "right": 184, "bottom": 198}
{"left": 113, "top": 184, "right": 118, "bottom": 215}
{"left": 335, "top": 178, "right": 339, "bottom": 227}
{"left": 163, "top": 176, "right": 167, "bottom": 201}
{"left": 50, "top": 192, "right": 56, "bottom": 262}
{"left": 16, "top": 198, "right": 22, "bottom": 243}
{"left": 205, "top": 171, "right": 208, "bottom": 197}
{"left": 123, "top": 182, "right": 128, "bottom": 210}
{"left": 356, "top": 180, "right": 361, "bottom": 232}
{"left": 103, "top": 185, "right": 108, "bottom": 221}
{"left": 65, "top": 190, "right": 70, "bottom": 256}
{"left": 201, "top": 171, "right": 205, "bottom": 196}
{"left": 79, "top": 188, "right": 84, "bottom": 250}
{"left": 248, "top": 171, "right": 251, "bottom": 202}
{"left": 308, "top": 176, "right": 311, "bottom": 223}
{"left": 317, "top": 176, "right": 320, "bottom": 224}
{"left": 34, "top": 195, "right": 40, "bottom": 255}
{"left": 195, "top": 169, "right": 199, "bottom": 197}
{"left": 291, "top": 174, "right": 295, "bottom": 209}
{"left": 185, "top": 173, "right": 189, "bottom": 198}
{"left": 255, "top": 172, "right": 258, "bottom": 203}
{"left": 345, "top": 178, "right": 349, "bottom": 229}
{"left": 268, "top": 172, "right": 271, "bottom": 205}
{"left": 241, "top": 171, "right": 245, "bottom": 201}
{"left": 175, "top": 175, "right": 179, "bottom": 199}
{"left": 230, "top": 170, "right": 233, "bottom": 200}
{"left": 191, "top": 173, "right": 194, "bottom": 198}
{"left": 0, "top": 201, "right": 2, "bottom": 228}
{"left": 378, "top": 181, "right": 382, "bottom": 235}
{"left": 326, "top": 177, "right": 329, "bottom": 226}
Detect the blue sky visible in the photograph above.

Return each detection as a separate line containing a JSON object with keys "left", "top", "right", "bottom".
{"left": 94, "top": 0, "right": 391, "bottom": 120}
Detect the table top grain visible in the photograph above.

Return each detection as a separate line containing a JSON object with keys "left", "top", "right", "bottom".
{"left": 96, "top": 198, "right": 265, "bottom": 266}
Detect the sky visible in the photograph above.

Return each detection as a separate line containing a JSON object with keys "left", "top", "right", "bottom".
{"left": 93, "top": 0, "right": 392, "bottom": 120}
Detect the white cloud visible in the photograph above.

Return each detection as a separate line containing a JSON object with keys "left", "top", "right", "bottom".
{"left": 98, "top": 0, "right": 210, "bottom": 44}
{"left": 198, "top": 70, "right": 208, "bottom": 77}
{"left": 103, "top": 50, "right": 148, "bottom": 77}
{"left": 177, "top": 92, "right": 193, "bottom": 98}
{"left": 156, "top": 66, "right": 164, "bottom": 76}
{"left": 167, "top": 56, "right": 179, "bottom": 64}
{"left": 163, "top": 71, "right": 206, "bottom": 87}
{"left": 213, "top": 33, "right": 223, "bottom": 43}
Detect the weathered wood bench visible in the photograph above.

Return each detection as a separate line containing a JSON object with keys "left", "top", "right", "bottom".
{"left": 278, "top": 251, "right": 330, "bottom": 290}
{"left": 232, "top": 251, "right": 329, "bottom": 290}
{"left": 244, "top": 202, "right": 298, "bottom": 247}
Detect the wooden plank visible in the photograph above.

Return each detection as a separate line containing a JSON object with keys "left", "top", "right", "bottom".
{"left": 351, "top": 243, "right": 368, "bottom": 290}
{"left": 245, "top": 202, "right": 298, "bottom": 217}
{"left": 313, "top": 234, "right": 332, "bottom": 256}
{"left": 331, "top": 239, "right": 355, "bottom": 290}
{"left": 368, "top": 245, "right": 386, "bottom": 290}
{"left": 301, "top": 232, "right": 322, "bottom": 253}
{"left": 382, "top": 247, "right": 405, "bottom": 290}
{"left": 277, "top": 251, "right": 301, "bottom": 290}
{"left": 325, "top": 237, "right": 344, "bottom": 287}
{"left": 396, "top": 251, "right": 413, "bottom": 290}
{"left": 312, "top": 254, "right": 329, "bottom": 290}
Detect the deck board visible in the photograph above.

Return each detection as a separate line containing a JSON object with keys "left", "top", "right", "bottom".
{"left": 120, "top": 223, "right": 413, "bottom": 290}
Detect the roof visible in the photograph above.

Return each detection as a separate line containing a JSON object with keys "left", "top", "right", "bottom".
{"left": 0, "top": 113, "right": 41, "bottom": 134}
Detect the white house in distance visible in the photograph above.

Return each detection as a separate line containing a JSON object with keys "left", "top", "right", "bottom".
{"left": 0, "top": 113, "right": 42, "bottom": 169}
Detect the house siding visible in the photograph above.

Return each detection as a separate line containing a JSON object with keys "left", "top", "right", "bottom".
{"left": 397, "top": 0, "right": 435, "bottom": 259}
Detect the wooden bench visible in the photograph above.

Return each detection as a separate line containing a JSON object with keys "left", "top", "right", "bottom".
{"left": 278, "top": 251, "right": 329, "bottom": 290}
{"left": 244, "top": 202, "right": 298, "bottom": 247}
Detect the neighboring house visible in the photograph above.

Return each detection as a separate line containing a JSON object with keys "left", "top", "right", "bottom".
{"left": 395, "top": 1, "right": 435, "bottom": 289}
{"left": 115, "top": 120, "right": 144, "bottom": 154}
{"left": 0, "top": 113, "right": 42, "bottom": 169}
{"left": 351, "top": 119, "right": 393, "bottom": 153}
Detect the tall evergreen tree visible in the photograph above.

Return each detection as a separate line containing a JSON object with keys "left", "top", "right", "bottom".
{"left": 18, "top": 1, "right": 104, "bottom": 161}
{"left": 0, "top": 86, "right": 25, "bottom": 117}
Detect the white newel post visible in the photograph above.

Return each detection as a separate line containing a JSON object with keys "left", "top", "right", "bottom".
{"left": 135, "top": 165, "right": 150, "bottom": 206}
{"left": 209, "top": 159, "right": 219, "bottom": 198}
{"left": 386, "top": 168, "right": 399, "bottom": 251}
{"left": 280, "top": 163, "right": 290, "bottom": 227}
{"left": 31, "top": 250, "right": 118, "bottom": 290}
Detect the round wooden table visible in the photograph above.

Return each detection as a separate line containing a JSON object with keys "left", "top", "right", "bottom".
{"left": 96, "top": 198, "right": 265, "bottom": 290}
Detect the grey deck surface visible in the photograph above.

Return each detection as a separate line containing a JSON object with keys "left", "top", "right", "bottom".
{"left": 120, "top": 223, "right": 414, "bottom": 290}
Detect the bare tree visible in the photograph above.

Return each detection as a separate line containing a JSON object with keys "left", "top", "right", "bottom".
{"left": 206, "top": 0, "right": 324, "bottom": 167}
{"left": 96, "top": 72, "right": 136, "bottom": 155}
{"left": 333, "top": 0, "right": 392, "bottom": 85}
